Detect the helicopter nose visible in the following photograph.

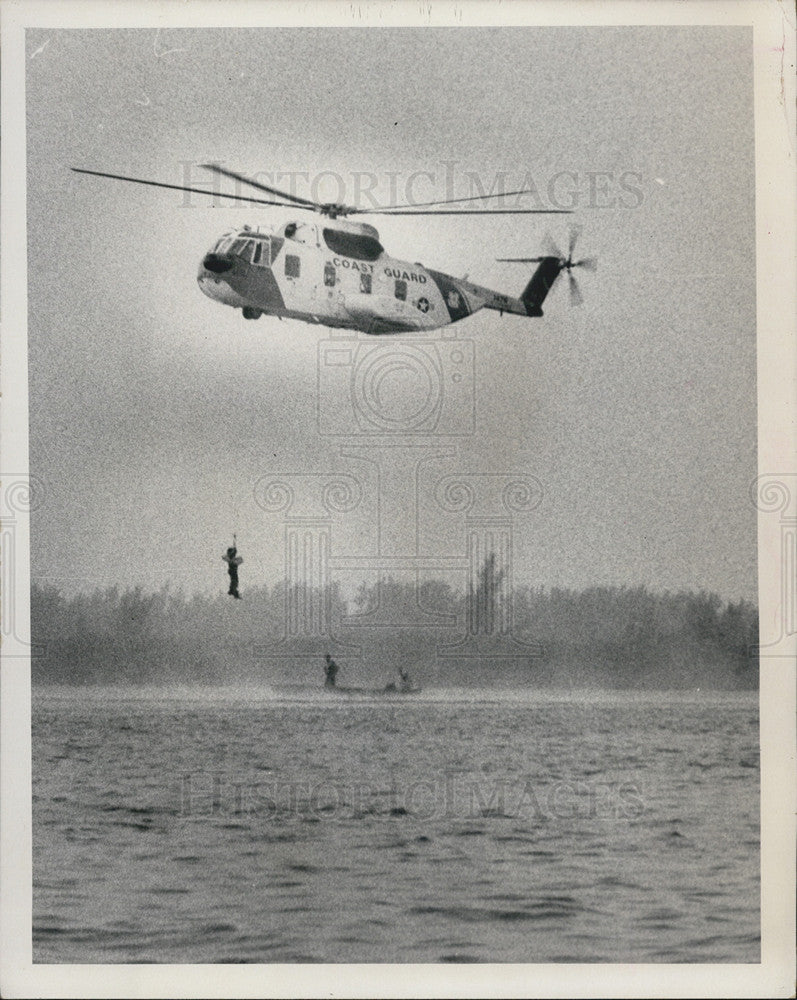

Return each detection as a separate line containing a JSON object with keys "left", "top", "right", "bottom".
{"left": 202, "top": 252, "right": 234, "bottom": 274}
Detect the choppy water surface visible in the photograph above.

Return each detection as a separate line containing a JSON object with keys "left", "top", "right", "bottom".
{"left": 33, "top": 685, "right": 759, "bottom": 963}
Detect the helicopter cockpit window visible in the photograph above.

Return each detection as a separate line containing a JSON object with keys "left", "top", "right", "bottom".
{"left": 253, "top": 237, "right": 273, "bottom": 266}
{"left": 229, "top": 239, "right": 249, "bottom": 257}
{"left": 322, "top": 228, "right": 384, "bottom": 262}
{"left": 285, "top": 254, "right": 301, "bottom": 278}
{"left": 394, "top": 279, "right": 407, "bottom": 301}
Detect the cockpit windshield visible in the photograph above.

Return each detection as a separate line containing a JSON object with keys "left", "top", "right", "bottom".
{"left": 213, "top": 235, "right": 273, "bottom": 265}
{"left": 230, "top": 238, "right": 251, "bottom": 258}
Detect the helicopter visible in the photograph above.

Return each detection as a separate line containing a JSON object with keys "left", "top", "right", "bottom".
{"left": 71, "top": 164, "right": 596, "bottom": 335}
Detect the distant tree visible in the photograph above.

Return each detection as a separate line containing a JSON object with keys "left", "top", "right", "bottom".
{"left": 470, "top": 552, "right": 507, "bottom": 635}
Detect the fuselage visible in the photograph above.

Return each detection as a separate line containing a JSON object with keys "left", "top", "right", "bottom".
{"left": 197, "top": 219, "right": 530, "bottom": 334}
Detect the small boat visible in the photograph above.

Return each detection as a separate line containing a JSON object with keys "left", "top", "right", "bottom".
{"left": 325, "top": 682, "right": 421, "bottom": 697}
{"left": 322, "top": 656, "right": 420, "bottom": 695}
{"left": 382, "top": 681, "right": 422, "bottom": 695}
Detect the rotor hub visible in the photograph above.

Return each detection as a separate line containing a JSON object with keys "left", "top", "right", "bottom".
{"left": 321, "top": 203, "right": 353, "bottom": 219}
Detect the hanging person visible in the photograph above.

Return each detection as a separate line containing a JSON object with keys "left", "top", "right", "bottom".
{"left": 324, "top": 653, "right": 339, "bottom": 688}
{"left": 222, "top": 535, "right": 243, "bottom": 599}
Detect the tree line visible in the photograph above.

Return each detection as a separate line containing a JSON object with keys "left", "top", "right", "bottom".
{"left": 31, "top": 560, "right": 758, "bottom": 688}
{"left": 30, "top": 563, "right": 759, "bottom": 689}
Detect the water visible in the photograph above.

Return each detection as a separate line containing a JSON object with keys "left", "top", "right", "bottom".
{"left": 32, "top": 685, "right": 759, "bottom": 963}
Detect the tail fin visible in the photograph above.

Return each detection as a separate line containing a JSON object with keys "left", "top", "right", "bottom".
{"left": 521, "top": 257, "right": 562, "bottom": 316}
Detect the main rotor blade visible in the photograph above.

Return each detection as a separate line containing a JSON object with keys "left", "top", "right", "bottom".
{"left": 574, "top": 256, "right": 598, "bottom": 273}
{"left": 358, "top": 188, "right": 556, "bottom": 213}
{"left": 70, "top": 168, "right": 300, "bottom": 209}
{"left": 200, "top": 163, "right": 323, "bottom": 211}
{"left": 368, "top": 207, "right": 572, "bottom": 216}
{"left": 496, "top": 257, "right": 548, "bottom": 262}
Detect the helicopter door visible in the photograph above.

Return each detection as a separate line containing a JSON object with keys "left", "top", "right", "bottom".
{"left": 319, "top": 259, "right": 343, "bottom": 319}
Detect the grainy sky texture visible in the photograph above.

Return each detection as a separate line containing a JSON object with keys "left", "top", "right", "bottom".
{"left": 26, "top": 26, "right": 757, "bottom": 601}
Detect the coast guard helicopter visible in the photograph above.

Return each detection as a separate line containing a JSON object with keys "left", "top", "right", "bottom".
{"left": 71, "top": 164, "right": 596, "bottom": 335}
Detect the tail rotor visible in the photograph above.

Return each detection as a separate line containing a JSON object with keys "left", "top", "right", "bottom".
{"left": 543, "top": 226, "right": 597, "bottom": 307}
{"left": 499, "top": 225, "right": 597, "bottom": 308}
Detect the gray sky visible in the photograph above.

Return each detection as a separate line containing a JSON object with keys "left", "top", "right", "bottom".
{"left": 26, "top": 26, "right": 757, "bottom": 601}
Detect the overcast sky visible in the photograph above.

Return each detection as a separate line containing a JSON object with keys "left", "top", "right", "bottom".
{"left": 26, "top": 26, "right": 757, "bottom": 602}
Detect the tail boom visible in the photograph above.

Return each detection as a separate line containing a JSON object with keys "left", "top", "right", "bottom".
{"left": 519, "top": 256, "right": 562, "bottom": 316}
{"left": 459, "top": 256, "right": 563, "bottom": 319}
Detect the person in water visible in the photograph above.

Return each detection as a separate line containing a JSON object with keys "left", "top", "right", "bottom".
{"left": 222, "top": 543, "right": 243, "bottom": 599}
{"left": 324, "top": 653, "right": 338, "bottom": 688}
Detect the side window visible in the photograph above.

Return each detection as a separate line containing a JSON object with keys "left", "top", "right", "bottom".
{"left": 285, "top": 254, "right": 300, "bottom": 278}
{"left": 394, "top": 279, "right": 407, "bottom": 301}
{"left": 360, "top": 272, "right": 372, "bottom": 294}
{"left": 324, "top": 262, "right": 337, "bottom": 287}
{"left": 230, "top": 239, "right": 248, "bottom": 256}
